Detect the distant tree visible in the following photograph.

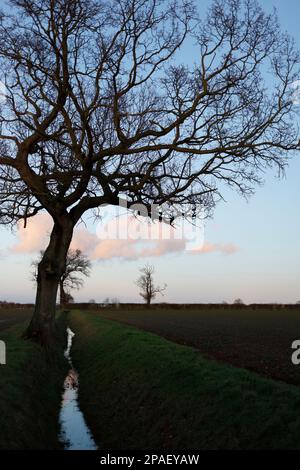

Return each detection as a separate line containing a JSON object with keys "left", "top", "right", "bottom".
{"left": 136, "top": 264, "right": 166, "bottom": 308}
{"left": 88, "top": 299, "right": 96, "bottom": 304}
{"left": 32, "top": 249, "right": 91, "bottom": 305}
{"left": 296, "top": 301, "right": 300, "bottom": 305}
{"left": 111, "top": 297, "right": 120, "bottom": 307}
{"left": 233, "top": 298, "right": 244, "bottom": 305}
{"left": 64, "top": 292, "right": 74, "bottom": 304}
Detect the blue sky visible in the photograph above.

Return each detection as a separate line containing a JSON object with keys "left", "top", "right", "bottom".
{"left": 0, "top": 0, "right": 300, "bottom": 304}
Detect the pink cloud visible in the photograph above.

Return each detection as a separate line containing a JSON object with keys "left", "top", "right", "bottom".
{"left": 12, "top": 212, "right": 239, "bottom": 260}
{"left": 92, "top": 238, "right": 186, "bottom": 261}
{"left": 71, "top": 228, "right": 99, "bottom": 253}
{"left": 12, "top": 213, "right": 53, "bottom": 253}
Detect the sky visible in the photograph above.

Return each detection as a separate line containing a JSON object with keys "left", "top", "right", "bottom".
{"left": 0, "top": 0, "right": 300, "bottom": 304}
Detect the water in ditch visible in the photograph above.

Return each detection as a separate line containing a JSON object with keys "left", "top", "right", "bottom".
{"left": 58, "top": 327, "right": 98, "bottom": 450}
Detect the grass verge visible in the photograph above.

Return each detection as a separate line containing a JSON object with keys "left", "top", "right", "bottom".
{"left": 69, "top": 310, "right": 300, "bottom": 450}
{"left": 0, "top": 313, "right": 68, "bottom": 450}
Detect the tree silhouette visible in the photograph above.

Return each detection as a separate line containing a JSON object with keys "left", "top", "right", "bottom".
{"left": 136, "top": 264, "right": 166, "bottom": 307}
{"left": 32, "top": 249, "right": 91, "bottom": 305}
{"left": 0, "top": 0, "right": 299, "bottom": 343}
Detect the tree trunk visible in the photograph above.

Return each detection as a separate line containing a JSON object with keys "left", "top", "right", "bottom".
{"left": 24, "top": 218, "right": 74, "bottom": 345}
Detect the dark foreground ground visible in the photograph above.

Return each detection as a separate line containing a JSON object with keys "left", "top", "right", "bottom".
{"left": 97, "top": 306, "right": 300, "bottom": 385}
{"left": 1, "top": 307, "right": 300, "bottom": 449}
{"left": 0, "top": 312, "right": 67, "bottom": 449}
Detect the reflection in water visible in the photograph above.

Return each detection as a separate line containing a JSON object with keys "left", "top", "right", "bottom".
{"left": 65, "top": 327, "right": 75, "bottom": 360}
{"left": 59, "top": 327, "right": 98, "bottom": 450}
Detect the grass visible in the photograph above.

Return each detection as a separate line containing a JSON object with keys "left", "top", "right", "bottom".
{"left": 98, "top": 306, "right": 300, "bottom": 385}
{"left": 69, "top": 310, "right": 300, "bottom": 450}
{"left": 0, "top": 313, "right": 68, "bottom": 450}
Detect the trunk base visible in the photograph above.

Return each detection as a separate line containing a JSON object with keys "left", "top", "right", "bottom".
{"left": 23, "top": 321, "right": 56, "bottom": 347}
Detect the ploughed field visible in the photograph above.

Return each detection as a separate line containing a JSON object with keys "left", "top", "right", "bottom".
{"left": 97, "top": 306, "right": 300, "bottom": 386}
{"left": 0, "top": 308, "right": 33, "bottom": 331}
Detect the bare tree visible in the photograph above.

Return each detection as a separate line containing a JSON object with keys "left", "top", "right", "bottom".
{"left": 0, "top": 0, "right": 299, "bottom": 343}
{"left": 32, "top": 249, "right": 91, "bottom": 305}
{"left": 136, "top": 264, "right": 166, "bottom": 307}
